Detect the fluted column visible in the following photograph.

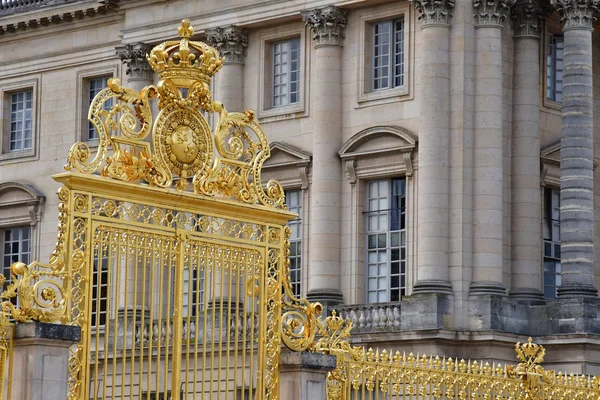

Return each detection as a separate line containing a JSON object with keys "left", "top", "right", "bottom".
{"left": 301, "top": 6, "right": 347, "bottom": 306}
{"left": 206, "top": 25, "right": 248, "bottom": 112}
{"left": 509, "top": 0, "right": 545, "bottom": 301}
{"left": 409, "top": 0, "right": 455, "bottom": 294}
{"left": 551, "top": 0, "right": 599, "bottom": 298}
{"left": 115, "top": 42, "right": 154, "bottom": 92}
{"left": 470, "top": 0, "right": 514, "bottom": 296}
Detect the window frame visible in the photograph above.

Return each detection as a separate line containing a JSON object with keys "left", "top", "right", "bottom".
{"left": 364, "top": 178, "right": 407, "bottom": 304}
{"left": 0, "top": 77, "right": 39, "bottom": 163}
{"left": 541, "top": 15, "right": 563, "bottom": 114}
{"left": 285, "top": 189, "right": 303, "bottom": 297}
{"left": 370, "top": 18, "right": 405, "bottom": 92}
{"left": 257, "top": 23, "right": 309, "bottom": 121}
{"left": 356, "top": 3, "right": 413, "bottom": 107}
{"left": 1, "top": 226, "right": 32, "bottom": 296}
{"left": 271, "top": 38, "right": 301, "bottom": 108}
{"left": 86, "top": 75, "right": 113, "bottom": 141}
{"left": 542, "top": 187, "right": 561, "bottom": 299}
{"left": 76, "top": 66, "right": 119, "bottom": 145}
{"left": 546, "top": 33, "right": 564, "bottom": 104}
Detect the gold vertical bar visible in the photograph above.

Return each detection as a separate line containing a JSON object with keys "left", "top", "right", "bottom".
{"left": 110, "top": 231, "right": 122, "bottom": 398}
{"left": 248, "top": 249, "right": 261, "bottom": 399}
{"left": 224, "top": 250, "right": 235, "bottom": 399}
{"left": 129, "top": 232, "right": 139, "bottom": 399}
{"left": 170, "top": 230, "right": 186, "bottom": 400}
{"left": 209, "top": 247, "right": 219, "bottom": 397}
{"left": 216, "top": 249, "right": 227, "bottom": 399}
{"left": 162, "top": 239, "right": 173, "bottom": 400}
{"left": 155, "top": 239, "right": 165, "bottom": 397}
{"left": 200, "top": 249, "right": 211, "bottom": 397}
{"left": 192, "top": 247, "right": 201, "bottom": 398}
{"left": 138, "top": 235, "right": 149, "bottom": 396}
{"left": 146, "top": 237, "right": 157, "bottom": 400}
{"left": 101, "top": 232, "right": 112, "bottom": 400}
{"left": 92, "top": 231, "right": 101, "bottom": 400}
{"left": 231, "top": 252, "right": 243, "bottom": 400}
{"left": 120, "top": 230, "right": 130, "bottom": 399}
{"left": 239, "top": 266, "right": 249, "bottom": 399}
{"left": 184, "top": 245, "right": 192, "bottom": 398}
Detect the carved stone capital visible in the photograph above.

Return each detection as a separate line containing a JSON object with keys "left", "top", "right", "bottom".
{"left": 550, "top": 0, "right": 600, "bottom": 31}
{"left": 205, "top": 25, "right": 249, "bottom": 64}
{"left": 511, "top": 0, "right": 549, "bottom": 37}
{"left": 301, "top": 6, "right": 348, "bottom": 47}
{"left": 473, "top": 0, "right": 516, "bottom": 27}
{"left": 410, "top": 0, "right": 456, "bottom": 26}
{"left": 115, "top": 42, "right": 153, "bottom": 80}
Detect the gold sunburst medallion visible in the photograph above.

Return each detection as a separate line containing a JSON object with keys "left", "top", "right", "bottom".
{"left": 154, "top": 105, "right": 213, "bottom": 181}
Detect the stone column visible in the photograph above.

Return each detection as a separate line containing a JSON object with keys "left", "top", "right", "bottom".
{"left": 509, "top": 0, "right": 545, "bottom": 302}
{"left": 470, "top": 0, "right": 513, "bottom": 296}
{"left": 280, "top": 352, "right": 336, "bottom": 400}
{"left": 301, "top": 6, "right": 347, "bottom": 308}
{"left": 206, "top": 25, "right": 248, "bottom": 112}
{"left": 11, "top": 322, "right": 81, "bottom": 400}
{"left": 409, "top": 0, "right": 455, "bottom": 295}
{"left": 115, "top": 42, "right": 154, "bottom": 92}
{"left": 551, "top": 0, "right": 599, "bottom": 298}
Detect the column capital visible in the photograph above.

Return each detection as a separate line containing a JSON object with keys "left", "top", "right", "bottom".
{"left": 115, "top": 42, "right": 153, "bottom": 80}
{"left": 473, "top": 0, "right": 516, "bottom": 27}
{"left": 205, "top": 25, "right": 249, "bottom": 64}
{"left": 410, "top": 0, "right": 456, "bottom": 26}
{"left": 550, "top": 0, "right": 600, "bottom": 31}
{"left": 301, "top": 5, "right": 348, "bottom": 47}
{"left": 511, "top": 0, "right": 551, "bottom": 37}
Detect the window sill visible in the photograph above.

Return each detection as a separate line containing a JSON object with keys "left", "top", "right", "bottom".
{"left": 357, "top": 86, "right": 410, "bottom": 108}
{"left": 258, "top": 103, "right": 307, "bottom": 123}
{"left": 542, "top": 98, "right": 562, "bottom": 115}
{"left": 0, "top": 148, "right": 36, "bottom": 164}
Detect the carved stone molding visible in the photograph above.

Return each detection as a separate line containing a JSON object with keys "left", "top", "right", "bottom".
{"left": 511, "top": 0, "right": 548, "bottom": 37}
{"left": 473, "top": 0, "right": 516, "bottom": 27}
{"left": 205, "top": 25, "right": 249, "bottom": 64}
{"left": 115, "top": 42, "right": 153, "bottom": 80}
{"left": 550, "top": 0, "right": 600, "bottom": 30}
{"left": 301, "top": 5, "right": 348, "bottom": 47}
{"left": 410, "top": 0, "right": 456, "bottom": 26}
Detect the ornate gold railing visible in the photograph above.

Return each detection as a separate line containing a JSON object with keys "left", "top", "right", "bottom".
{"left": 314, "top": 312, "right": 600, "bottom": 400}
{"left": 0, "top": 313, "right": 12, "bottom": 400}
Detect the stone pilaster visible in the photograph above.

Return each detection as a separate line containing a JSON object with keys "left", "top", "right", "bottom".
{"left": 551, "top": 0, "right": 599, "bottom": 298}
{"left": 301, "top": 6, "right": 347, "bottom": 307}
{"left": 409, "top": 0, "right": 455, "bottom": 295}
{"left": 115, "top": 42, "right": 154, "bottom": 92}
{"left": 470, "top": 0, "right": 514, "bottom": 296}
{"left": 206, "top": 26, "right": 248, "bottom": 120}
{"left": 509, "top": 0, "right": 545, "bottom": 302}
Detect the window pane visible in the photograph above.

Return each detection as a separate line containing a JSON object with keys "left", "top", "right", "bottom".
{"left": 547, "top": 34, "right": 564, "bottom": 102}
{"left": 272, "top": 38, "right": 300, "bottom": 108}
{"left": 286, "top": 190, "right": 302, "bottom": 296}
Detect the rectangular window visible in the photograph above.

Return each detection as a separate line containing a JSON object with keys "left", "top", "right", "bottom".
{"left": 372, "top": 18, "right": 404, "bottom": 91}
{"left": 182, "top": 268, "right": 204, "bottom": 317}
{"left": 365, "top": 178, "right": 406, "bottom": 303}
{"left": 546, "top": 34, "right": 564, "bottom": 103}
{"left": 271, "top": 38, "right": 300, "bottom": 108}
{"left": 87, "top": 76, "right": 112, "bottom": 140}
{"left": 1, "top": 227, "right": 31, "bottom": 291}
{"left": 91, "top": 255, "right": 109, "bottom": 327}
{"left": 9, "top": 90, "right": 33, "bottom": 152}
{"left": 543, "top": 188, "right": 561, "bottom": 299}
{"left": 286, "top": 190, "right": 302, "bottom": 297}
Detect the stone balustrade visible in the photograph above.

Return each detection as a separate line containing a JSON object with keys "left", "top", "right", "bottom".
{"left": 336, "top": 303, "right": 401, "bottom": 332}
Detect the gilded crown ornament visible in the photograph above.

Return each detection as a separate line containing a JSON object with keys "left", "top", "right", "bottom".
{"left": 65, "top": 19, "right": 285, "bottom": 209}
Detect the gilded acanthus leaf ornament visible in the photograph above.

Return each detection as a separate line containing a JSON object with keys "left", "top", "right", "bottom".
{"left": 65, "top": 18, "right": 285, "bottom": 209}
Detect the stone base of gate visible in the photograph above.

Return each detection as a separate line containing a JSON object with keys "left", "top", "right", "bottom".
{"left": 280, "top": 351, "right": 337, "bottom": 400}
{"left": 11, "top": 322, "right": 81, "bottom": 400}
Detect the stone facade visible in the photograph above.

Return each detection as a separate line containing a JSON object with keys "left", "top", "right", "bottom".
{"left": 3, "top": 0, "right": 600, "bottom": 378}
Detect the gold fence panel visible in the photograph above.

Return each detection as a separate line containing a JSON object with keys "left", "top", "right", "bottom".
{"left": 0, "top": 18, "right": 322, "bottom": 400}
{"left": 314, "top": 313, "right": 600, "bottom": 400}
{"left": 0, "top": 314, "right": 12, "bottom": 400}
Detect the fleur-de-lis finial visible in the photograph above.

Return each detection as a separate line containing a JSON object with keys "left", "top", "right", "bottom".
{"left": 178, "top": 19, "right": 194, "bottom": 39}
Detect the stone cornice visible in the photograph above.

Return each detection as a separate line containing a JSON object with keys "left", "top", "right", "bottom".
{"left": 410, "top": 0, "right": 456, "bottom": 26}
{"left": 550, "top": 0, "right": 600, "bottom": 31}
{"left": 115, "top": 42, "right": 153, "bottom": 79}
{"left": 0, "top": 0, "right": 119, "bottom": 35}
{"left": 301, "top": 5, "right": 348, "bottom": 47}
{"left": 205, "top": 25, "right": 249, "bottom": 64}
{"left": 511, "top": 0, "right": 547, "bottom": 37}
{"left": 473, "top": 0, "right": 516, "bottom": 27}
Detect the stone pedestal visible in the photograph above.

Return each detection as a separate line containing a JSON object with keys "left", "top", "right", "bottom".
{"left": 11, "top": 322, "right": 81, "bottom": 400}
{"left": 280, "top": 351, "right": 336, "bottom": 400}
